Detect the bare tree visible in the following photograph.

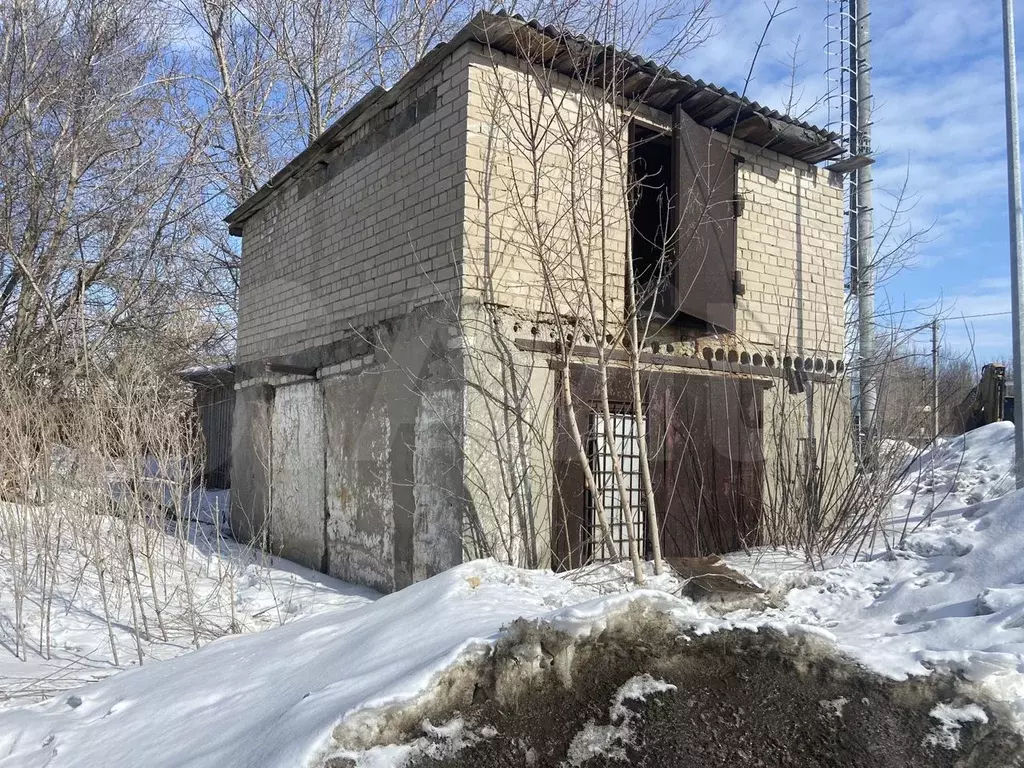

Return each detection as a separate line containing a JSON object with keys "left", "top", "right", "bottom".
{"left": 170, "top": 0, "right": 488, "bottom": 342}
{"left": 0, "top": 0, "right": 214, "bottom": 371}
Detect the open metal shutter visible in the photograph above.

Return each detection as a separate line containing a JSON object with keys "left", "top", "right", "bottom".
{"left": 673, "top": 105, "right": 738, "bottom": 332}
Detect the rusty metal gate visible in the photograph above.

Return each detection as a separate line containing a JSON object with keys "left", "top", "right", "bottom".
{"left": 552, "top": 366, "right": 766, "bottom": 569}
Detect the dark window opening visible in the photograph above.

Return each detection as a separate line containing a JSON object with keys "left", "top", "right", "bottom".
{"left": 585, "top": 407, "right": 649, "bottom": 562}
{"left": 628, "top": 112, "right": 740, "bottom": 334}
{"left": 630, "top": 126, "right": 674, "bottom": 317}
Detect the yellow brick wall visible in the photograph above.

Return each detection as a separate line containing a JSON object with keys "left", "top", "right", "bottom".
{"left": 735, "top": 153, "right": 846, "bottom": 359}
{"left": 462, "top": 47, "right": 629, "bottom": 323}
{"left": 235, "top": 47, "right": 472, "bottom": 363}
{"left": 462, "top": 50, "right": 846, "bottom": 361}
{"left": 237, "top": 44, "right": 845, "bottom": 365}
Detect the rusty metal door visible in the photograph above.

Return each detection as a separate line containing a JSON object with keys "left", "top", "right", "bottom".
{"left": 657, "top": 374, "right": 765, "bottom": 557}
{"left": 552, "top": 367, "right": 765, "bottom": 569}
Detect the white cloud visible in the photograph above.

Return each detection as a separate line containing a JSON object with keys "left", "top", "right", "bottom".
{"left": 686, "top": 1, "right": 1017, "bottom": 356}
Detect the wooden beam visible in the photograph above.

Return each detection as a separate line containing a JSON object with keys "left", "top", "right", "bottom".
{"left": 266, "top": 362, "right": 318, "bottom": 377}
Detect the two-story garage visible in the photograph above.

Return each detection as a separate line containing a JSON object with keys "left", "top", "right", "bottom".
{"left": 225, "top": 12, "right": 850, "bottom": 593}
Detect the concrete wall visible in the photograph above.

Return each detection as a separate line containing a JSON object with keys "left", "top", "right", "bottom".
{"left": 759, "top": 374, "right": 855, "bottom": 541}
{"left": 412, "top": 357, "right": 469, "bottom": 581}
{"left": 230, "top": 383, "right": 273, "bottom": 545}
{"left": 269, "top": 381, "right": 326, "bottom": 572}
{"left": 322, "top": 372, "right": 397, "bottom": 592}
{"left": 459, "top": 303, "right": 558, "bottom": 568}
{"left": 232, "top": 306, "right": 466, "bottom": 594}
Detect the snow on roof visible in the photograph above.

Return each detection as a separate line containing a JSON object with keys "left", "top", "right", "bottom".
{"left": 179, "top": 362, "right": 235, "bottom": 384}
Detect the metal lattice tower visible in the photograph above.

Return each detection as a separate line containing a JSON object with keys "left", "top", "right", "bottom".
{"left": 825, "top": 0, "right": 876, "bottom": 452}
{"left": 824, "top": 0, "right": 859, "bottom": 290}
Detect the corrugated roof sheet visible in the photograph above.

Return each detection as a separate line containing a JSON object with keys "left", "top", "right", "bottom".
{"left": 481, "top": 11, "right": 839, "bottom": 152}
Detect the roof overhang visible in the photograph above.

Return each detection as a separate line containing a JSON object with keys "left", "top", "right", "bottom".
{"left": 469, "top": 13, "right": 842, "bottom": 163}
{"left": 180, "top": 363, "right": 235, "bottom": 387}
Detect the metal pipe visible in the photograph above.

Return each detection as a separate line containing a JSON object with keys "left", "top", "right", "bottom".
{"left": 1002, "top": 0, "right": 1024, "bottom": 488}
{"left": 848, "top": 0, "right": 859, "bottom": 287}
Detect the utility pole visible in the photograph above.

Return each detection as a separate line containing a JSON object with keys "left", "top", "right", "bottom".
{"left": 931, "top": 319, "right": 940, "bottom": 443}
{"left": 1002, "top": 0, "right": 1024, "bottom": 488}
{"left": 853, "top": 0, "right": 876, "bottom": 454}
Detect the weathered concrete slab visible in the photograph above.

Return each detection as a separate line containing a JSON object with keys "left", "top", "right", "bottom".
{"left": 232, "top": 305, "right": 469, "bottom": 594}
{"left": 230, "top": 384, "right": 274, "bottom": 545}
{"left": 413, "top": 374, "right": 465, "bottom": 582}
{"left": 324, "top": 374, "right": 397, "bottom": 594}
{"left": 270, "top": 381, "right": 326, "bottom": 571}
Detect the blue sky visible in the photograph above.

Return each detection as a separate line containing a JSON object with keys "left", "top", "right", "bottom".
{"left": 682, "top": 0, "right": 1018, "bottom": 362}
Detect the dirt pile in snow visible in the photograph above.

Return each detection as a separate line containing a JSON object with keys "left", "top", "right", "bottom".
{"left": 327, "top": 606, "right": 1024, "bottom": 767}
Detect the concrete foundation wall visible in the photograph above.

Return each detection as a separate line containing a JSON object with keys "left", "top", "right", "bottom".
{"left": 230, "top": 384, "right": 273, "bottom": 545}
{"left": 323, "top": 375, "right": 397, "bottom": 592}
{"left": 229, "top": 304, "right": 853, "bottom": 591}
{"left": 459, "top": 302, "right": 558, "bottom": 569}
{"left": 760, "top": 374, "right": 855, "bottom": 538}
{"left": 231, "top": 305, "right": 467, "bottom": 594}
{"left": 270, "top": 381, "right": 326, "bottom": 571}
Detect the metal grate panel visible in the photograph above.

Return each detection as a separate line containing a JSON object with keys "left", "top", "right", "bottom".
{"left": 585, "top": 408, "right": 648, "bottom": 562}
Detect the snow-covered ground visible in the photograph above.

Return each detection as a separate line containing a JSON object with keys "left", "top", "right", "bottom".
{"left": 0, "top": 422, "right": 1022, "bottom": 767}
{"left": 0, "top": 493, "right": 377, "bottom": 710}
{"left": 727, "top": 422, "right": 1024, "bottom": 719}
{"left": 0, "top": 561, "right": 701, "bottom": 767}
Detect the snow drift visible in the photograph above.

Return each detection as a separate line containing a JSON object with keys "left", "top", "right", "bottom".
{"left": 0, "top": 423, "right": 1023, "bottom": 766}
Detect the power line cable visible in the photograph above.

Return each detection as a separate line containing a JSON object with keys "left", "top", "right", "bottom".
{"left": 867, "top": 308, "right": 1013, "bottom": 322}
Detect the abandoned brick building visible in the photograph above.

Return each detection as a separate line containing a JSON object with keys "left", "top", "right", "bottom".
{"left": 225, "top": 12, "right": 849, "bottom": 593}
